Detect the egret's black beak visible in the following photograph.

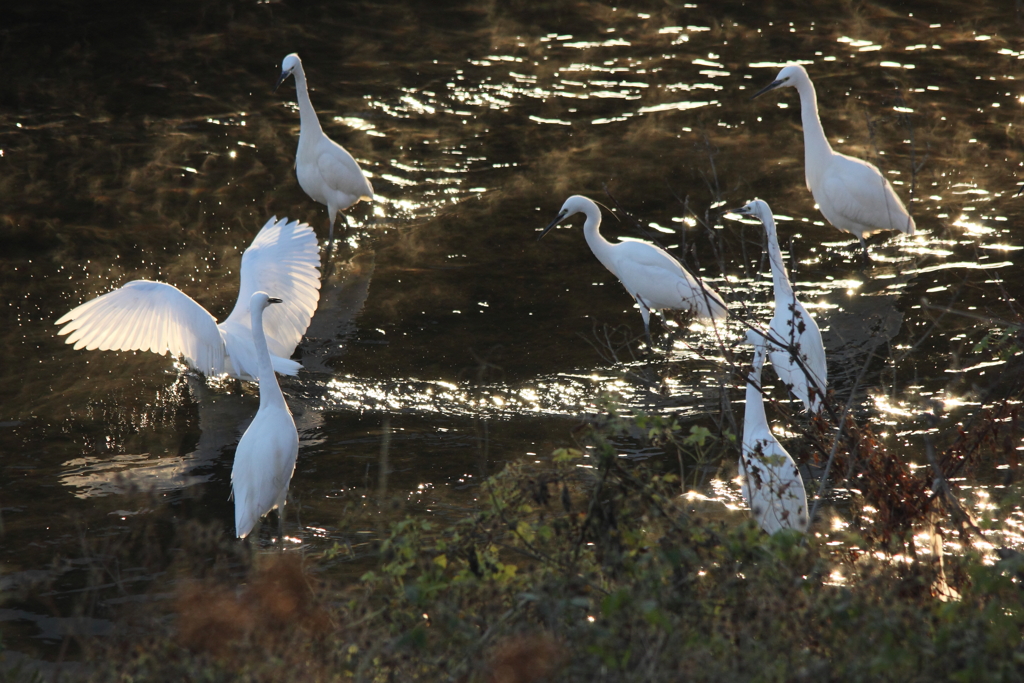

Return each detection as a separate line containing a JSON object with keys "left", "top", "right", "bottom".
{"left": 751, "top": 79, "right": 784, "bottom": 100}
{"left": 538, "top": 211, "right": 568, "bottom": 240}
{"left": 274, "top": 71, "right": 289, "bottom": 91}
{"left": 268, "top": 297, "right": 283, "bottom": 304}
{"left": 725, "top": 206, "right": 752, "bottom": 216}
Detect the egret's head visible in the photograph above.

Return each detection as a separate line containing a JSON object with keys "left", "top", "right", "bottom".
{"left": 729, "top": 199, "right": 772, "bottom": 224}
{"left": 538, "top": 195, "right": 596, "bottom": 240}
{"left": 251, "top": 291, "right": 284, "bottom": 310}
{"left": 275, "top": 53, "right": 302, "bottom": 90}
{"left": 751, "top": 63, "right": 808, "bottom": 99}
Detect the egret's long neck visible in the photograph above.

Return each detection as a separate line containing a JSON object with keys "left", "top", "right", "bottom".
{"left": 251, "top": 306, "right": 288, "bottom": 411}
{"left": 581, "top": 204, "right": 617, "bottom": 273}
{"left": 763, "top": 215, "right": 795, "bottom": 302}
{"left": 744, "top": 342, "right": 768, "bottom": 443}
{"left": 794, "top": 78, "right": 832, "bottom": 182}
{"left": 293, "top": 66, "right": 323, "bottom": 136}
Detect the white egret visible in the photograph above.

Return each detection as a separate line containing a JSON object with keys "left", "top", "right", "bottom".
{"left": 741, "top": 329, "right": 809, "bottom": 535}
{"left": 276, "top": 53, "right": 374, "bottom": 245}
{"left": 56, "top": 217, "right": 321, "bottom": 381}
{"left": 731, "top": 200, "right": 827, "bottom": 413}
{"left": 752, "top": 64, "right": 915, "bottom": 255}
{"left": 540, "top": 195, "right": 728, "bottom": 347}
{"left": 231, "top": 291, "right": 299, "bottom": 539}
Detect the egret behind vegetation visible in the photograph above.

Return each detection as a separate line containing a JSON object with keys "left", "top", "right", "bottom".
{"left": 540, "top": 195, "right": 728, "bottom": 348}
{"left": 741, "top": 329, "right": 809, "bottom": 535}
{"left": 231, "top": 291, "right": 300, "bottom": 539}
{"left": 56, "top": 217, "right": 321, "bottom": 381}
{"left": 277, "top": 53, "right": 374, "bottom": 245}
{"left": 731, "top": 200, "right": 827, "bottom": 413}
{"left": 752, "top": 64, "right": 915, "bottom": 256}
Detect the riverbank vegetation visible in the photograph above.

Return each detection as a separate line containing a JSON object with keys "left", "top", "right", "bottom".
{"left": 7, "top": 399, "right": 1021, "bottom": 682}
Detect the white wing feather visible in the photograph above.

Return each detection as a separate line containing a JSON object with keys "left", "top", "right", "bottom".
{"left": 221, "top": 217, "right": 322, "bottom": 359}
{"left": 55, "top": 280, "right": 225, "bottom": 376}
{"left": 317, "top": 141, "right": 373, "bottom": 203}
{"left": 820, "top": 155, "right": 915, "bottom": 236}
{"left": 767, "top": 300, "right": 827, "bottom": 413}
{"left": 613, "top": 242, "right": 728, "bottom": 321}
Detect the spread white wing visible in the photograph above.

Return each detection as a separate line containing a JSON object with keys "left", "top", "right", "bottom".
{"left": 55, "top": 280, "right": 225, "bottom": 376}
{"left": 221, "top": 217, "right": 322, "bottom": 359}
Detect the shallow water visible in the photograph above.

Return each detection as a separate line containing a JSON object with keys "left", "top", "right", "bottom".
{"left": 3, "top": 0, "right": 1024, "bottom": 662}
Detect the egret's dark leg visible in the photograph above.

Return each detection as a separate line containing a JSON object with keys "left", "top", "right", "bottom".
{"left": 326, "top": 213, "right": 336, "bottom": 253}
{"left": 637, "top": 296, "right": 654, "bottom": 351}
{"left": 858, "top": 236, "right": 872, "bottom": 267}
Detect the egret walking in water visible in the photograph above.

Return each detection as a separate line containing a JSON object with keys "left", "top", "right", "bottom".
{"left": 540, "top": 195, "right": 728, "bottom": 348}
{"left": 752, "top": 64, "right": 915, "bottom": 257}
{"left": 276, "top": 53, "right": 374, "bottom": 246}
{"left": 56, "top": 217, "right": 321, "bottom": 381}
{"left": 730, "top": 200, "right": 827, "bottom": 413}
{"left": 741, "top": 329, "right": 809, "bottom": 534}
{"left": 231, "top": 292, "right": 300, "bottom": 539}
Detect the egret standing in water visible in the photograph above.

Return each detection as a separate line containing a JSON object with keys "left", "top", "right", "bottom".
{"left": 540, "top": 195, "right": 728, "bottom": 348}
{"left": 730, "top": 200, "right": 827, "bottom": 413}
{"left": 752, "top": 64, "right": 915, "bottom": 257}
{"left": 231, "top": 292, "right": 299, "bottom": 539}
{"left": 741, "top": 329, "right": 809, "bottom": 535}
{"left": 276, "top": 53, "right": 374, "bottom": 246}
{"left": 56, "top": 217, "right": 321, "bottom": 381}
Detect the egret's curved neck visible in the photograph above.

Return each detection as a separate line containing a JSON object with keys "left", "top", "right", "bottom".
{"left": 292, "top": 65, "right": 323, "bottom": 136}
{"left": 744, "top": 342, "right": 769, "bottom": 442}
{"left": 794, "top": 78, "right": 832, "bottom": 180}
{"left": 763, "top": 214, "right": 795, "bottom": 302}
{"left": 580, "top": 204, "right": 617, "bottom": 273}
{"left": 251, "top": 306, "right": 288, "bottom": 410}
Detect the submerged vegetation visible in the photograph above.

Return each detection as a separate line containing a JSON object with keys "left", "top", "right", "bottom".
{"left": 5, "top": 397, "right": 1023, "bottom": 682}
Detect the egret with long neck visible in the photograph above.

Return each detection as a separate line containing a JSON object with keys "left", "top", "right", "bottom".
{"left": 732, "top": 200, "right": 827, "bottom": 413}
{"left": 277, "top": 53, "right": 374, "bottom": 246}
{"left": 741, "top": 329, "right": 809, "bottom": 534}
{"left": 753, "top": 64, "right": 915, "bottom": 257}
{"left": 540, "top": 195, "right": 728, "bottom": 348}
{"left": 231, "top": 291, "right": 300, "bottom": 539}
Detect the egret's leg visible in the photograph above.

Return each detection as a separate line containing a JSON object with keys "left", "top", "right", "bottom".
{"left": 326, "top": 210, "right": 337, "bottom": 249}
{"left": 277, "top": 504, "right": 285, "bottom": 540}
{"left": 637, "top": 297, "right": 654, "bottom": 350}
{"left": 858, "top": 236, "right": 872, "bottom": 263}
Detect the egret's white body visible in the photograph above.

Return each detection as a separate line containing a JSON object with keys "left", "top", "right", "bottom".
{"left": 734, "top": 200, "right": 827, "bottom": 413}
{"left": 541, "top": 195, "right": 728, "bottom": 346}
{"left": 277, "top": 53, "right": 374, "bottom": 244}
{"left": 753, "top": 64, "right": 915, "bottom": 250}
{"left": 56, "top": 217, "right": 321, "bottom": 381}
{"left": 741, "top": 329, "right": 809, "bottom": 534}
{"left": 231, "top": 292, "right": 299, "bottom": 539}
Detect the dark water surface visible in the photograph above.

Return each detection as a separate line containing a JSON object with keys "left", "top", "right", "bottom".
{"left": 3, "top": 0, "right": 1024, "bottom": 662}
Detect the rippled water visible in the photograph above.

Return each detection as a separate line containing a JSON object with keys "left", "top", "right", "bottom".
{"left": 3, "top": 0, "right": 1024, "bottom": 662}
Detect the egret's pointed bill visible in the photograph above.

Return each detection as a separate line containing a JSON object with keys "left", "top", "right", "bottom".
{"left": 538, "top": 210, "right": 569, "bottom": 240}
{"left": 268, "top": 297, "right": 283, "bottom": 304}
{"left": 751, "top": 79, "right": 784, "bottom": 100}
{"left": 274, "top": 72, "right": 289, "bottom": 91}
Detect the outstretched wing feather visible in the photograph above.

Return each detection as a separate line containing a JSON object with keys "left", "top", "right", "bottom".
{"left": 55, "top": 280, "right": 225, "bottom": 375}
{"left": 222, "top": 217, "right": 322, "bottom": 359}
